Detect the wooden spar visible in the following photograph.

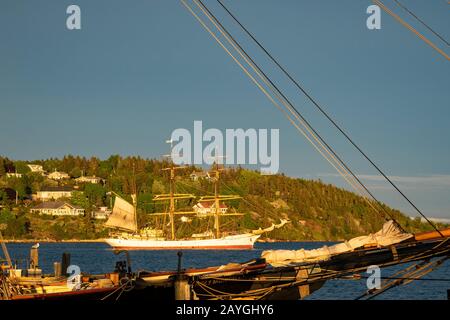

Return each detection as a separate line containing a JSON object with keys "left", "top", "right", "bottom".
{"left": 130, "top": 195, "right": 138, "bottom": 233}
{"left": 156, "top": 165, "right": 195, "bottom": 240}
{"left": 414, "top": 228, "right": 450, "bottom": 241}
{"left": 132, "top": 164, "right": 138, "bottom": 233}
{"left": 214, "top": 168, "right": 220, "bottom": 239}
{"left": 151, "top": 153, "right": 247, "bottom": 242}
{"left": 209, "top": 165, "right": 244, "bottom": 239}
{"left": 153, "top": 194, "right": 196, "bottom": 200}
{"left": 169, "top": 166, "right": 175, "bottom": 240}
{"left": 0, "top": 229, "right": 12, "bottom": 268}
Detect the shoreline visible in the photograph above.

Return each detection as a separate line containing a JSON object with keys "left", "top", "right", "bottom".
{"left": 3, "top": 238, "right": 338, "bottom": 244}
{"left": 2, "top": 239, "right": 106, "bottom": 243}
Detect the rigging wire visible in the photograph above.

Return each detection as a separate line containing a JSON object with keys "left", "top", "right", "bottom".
{"left": 194, "top": 0, "right": 403, "bottom": 224}
{"left": 182, "top": 0, "right": 398, "bottom": 224}
{"left": 193, "top": 0, "right": 384, "bottom": 203}
{"left": 179, "top": 0, "right": 365, "bottom": 197}
{"left": 392, "top": 0, "right": 449, "bottom": 46}
{"left": 215, "top": 0, "right": 443, "bottom": 235}
{"left": 346, "top": 275, "right": 450, "bottom": 282}
{"left": 176, "top": 172, "right": 293, "bottom": 239}
{"left": 197, "top": 0, "right": 412, "bottom": 226}
{"left": 176, "top": 178, "right": 269, "bottom": 228}
{"left": 356, "top": 256, "right": 448, "bottom": 300}
{"left": 373, "top": 0, "right": 450, "bottom": 60}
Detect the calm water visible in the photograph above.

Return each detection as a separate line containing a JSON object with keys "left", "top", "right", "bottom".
{"left": 4, "top": 242, "right": 449, "bottom": 300}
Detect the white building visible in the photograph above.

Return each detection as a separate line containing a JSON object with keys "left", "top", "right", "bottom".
{"left": 193, "top": 200, "right": 228, "bottom": 216}
{"left": 91, "top": 206, "right": 112, "bottom": 219}
{"left": 31, "top": 201, "right": 84, "bottom": 216}
{"left": 75, "top": 175, "right": 103, "bottom": 184}
{"left": 48, "top": 170, "right": 70, "bottom": 180}
{"left": 33, "top": 186, "right": 74, "bottom": 201}
{"left": 27, "top": 164, "right": 45, "bottom": 175}
{"left": 6, "top": 172, "right": 22, "bottom": 178}
{"left": 190, "top": 171, "right": 212, "bottom": 181}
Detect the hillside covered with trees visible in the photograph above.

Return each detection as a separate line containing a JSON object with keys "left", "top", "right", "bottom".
{"left": 0, "top": 155, "right": 437, "bottom": 241}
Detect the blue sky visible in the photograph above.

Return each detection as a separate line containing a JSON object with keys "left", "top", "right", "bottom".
{"left": 1, "top": 1, "right": 449, "bottom": 218}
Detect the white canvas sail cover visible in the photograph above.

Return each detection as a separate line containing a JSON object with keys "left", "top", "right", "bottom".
{"left": 251, "top": 219, "right": 289, "bottom": 235}
{"left": 262, "top": 220, "right": 413, "bottom": 267}
{"left": 105, "top": 196, "right": 137, "bottom": 233}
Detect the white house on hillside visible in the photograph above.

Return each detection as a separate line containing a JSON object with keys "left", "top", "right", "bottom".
{"left": 193, "top": 200, "right": 228, "bottom": 217}
{"left": 190, "top": 171, "right": 212, "bottom": 181}
{"left": 6, "top": 172, "right": 22, "bottom": 178}
{"left": 31, "top": 201, "right": 84, "bottom": 216}
{"left": 75, "top": 175, "right": 102, "bottom": 184}
{"left": 27, "top": 164, "right": 45, "bottom": 175}
{"left": 48, "top": 170, "right": 70, "bottom": 180}
{"left": 33, "top": 186, "right": 75, "bottom": 201}
{"left": 91, "top": 206, "right": 112, "bottom": 219}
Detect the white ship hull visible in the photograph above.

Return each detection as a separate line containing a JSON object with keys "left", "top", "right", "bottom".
{"left": 104, "top": 233, "right": 261, "bottom": 250}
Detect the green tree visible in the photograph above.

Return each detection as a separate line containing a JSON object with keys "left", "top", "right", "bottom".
{"left": 84, "top": 184, "right": 106, "bottom": 207}
{"left": 7, "top": 177, "right": 29, "bottom": 199}
{"left": 152, "top": 180, "right": 166, "bottom": 194}
{"left": 71, "top": 191, "right": 89, "bottom": 209}
{"left": 14, "top": 161, "right": 31, "bottom": 174}
{"left": 0, "top": 158, "right": 6, "bottom": 176}
{"left": 0, "top": 209, "right": 30, "bottom": 238}
{"left": 0, "top": 189, "right": 7, "bottom": 204}
{"left": 70, "top": 167, "right": 82, "bottom": 178}
{"left": 87, "top": 157, "right": 100, "bottom": 176}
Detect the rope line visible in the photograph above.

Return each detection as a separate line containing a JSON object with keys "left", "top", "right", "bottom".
{"left": 215, "top": 0, "right": 444, "bottom": 234}
{"left": 373, "top": 0, "right": 450, "bottom": 60}
{"left": 182, "top": 0, "right": 398, "bottom": 224}
{"left": 194, "top": 0, "right": 398, "bottom": 223}
{"left": 392, "top": 0, "right": 449, "bottom": 46}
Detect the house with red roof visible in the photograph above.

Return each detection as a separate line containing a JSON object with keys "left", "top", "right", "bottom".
{"left": 193, "top": 200, "right": 228, "bottom": 216}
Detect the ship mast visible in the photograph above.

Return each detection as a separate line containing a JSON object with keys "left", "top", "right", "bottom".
{"left": 168, "top": 164, "right": 176, "bottom": 240}
{"left": 152, "top": 140, "right": 196, "bottom": 240}
{"left": 153, "top": 143, "right": 245, "bottom": 240}
{"left": 200, "top": 156, "right": 243, "bottom": 239}
{"left": 153, "top": 164, "right": 196, "bottom": 240}
{"left": 132, "top": 163, "right": 138, "bottom": 233}
{"left": 160, "top": 163, "right": 190, "bottom": 240}
{"left": 213, "top": 165, "right": 221, "bottom": 238}
{"left": 132, "top": 194, "right": 138, "bottom": 233}
{"left": 166, "top": 138, "right": 176, "bottom": 240}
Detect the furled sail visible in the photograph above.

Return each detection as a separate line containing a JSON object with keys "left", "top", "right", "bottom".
{"left": 105, "top": 195, "right": 137, "bottom": 233}
{"left": 251, "top": 219, "right": 289, "bottom": 235}
{"left": 262, "top": 220, "right": 413, "bottom": 267}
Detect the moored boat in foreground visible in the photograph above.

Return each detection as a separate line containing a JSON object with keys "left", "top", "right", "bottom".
{"left": 2, "top": 222, "right": 449, "bottom": 301}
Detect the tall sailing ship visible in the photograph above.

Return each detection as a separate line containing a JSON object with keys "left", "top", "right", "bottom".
{"left": 103, "top": 162, "right": 287, "bottom": 250}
